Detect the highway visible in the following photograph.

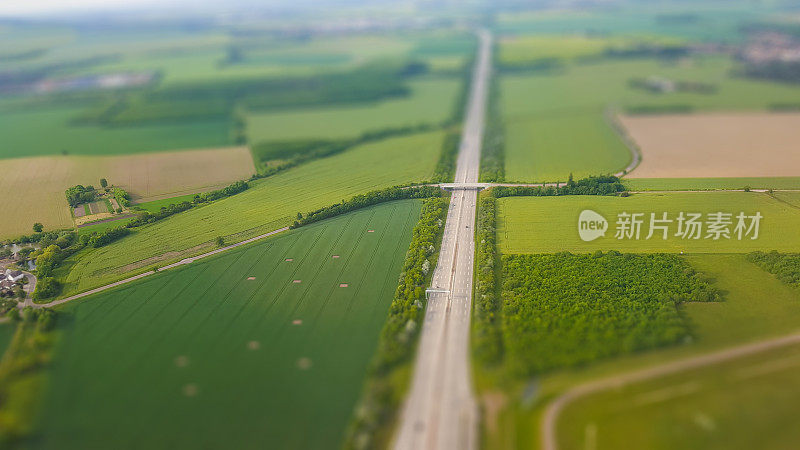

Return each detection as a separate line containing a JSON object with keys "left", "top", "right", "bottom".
{"left": 393, "top": 29, "right": 491, "bottom": 450}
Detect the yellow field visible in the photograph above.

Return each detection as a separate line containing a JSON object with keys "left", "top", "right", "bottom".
{"left": 622, "top": 113, "right": 800, "bottom": 178}
{"left": 0, "top": 147, "right": 254, "bottom": 238}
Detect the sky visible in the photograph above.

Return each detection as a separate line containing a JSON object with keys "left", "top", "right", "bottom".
{"left": 0, "top": 0, "right": 169, "bottom": 16}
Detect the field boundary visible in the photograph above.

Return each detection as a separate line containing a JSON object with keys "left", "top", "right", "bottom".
{"left": 31, "top": 227, "right": 289, "bottom": 309}
{"left": 605, "top": 108, "right": 641, "bottom": 177}
{"left": 541, "top": 330, "right": 800, "bottom": 450}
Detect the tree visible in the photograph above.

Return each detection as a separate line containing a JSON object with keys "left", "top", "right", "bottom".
{"left": 32, "top": 222, "right": 43, "bottom": 233}
{"left": 215, "top": 236, "right": 225, "bottom": 247}
{"left": 100, "top": 178, "right": 108, "bottom": 188}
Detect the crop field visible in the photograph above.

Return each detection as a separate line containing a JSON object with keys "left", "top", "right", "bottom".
{"left": 60, "top": 130, "right": 444, "bottom": 295}
{"left": 498, "top": 35, "right": 684, "bottom": 67}
{"left": 499, "top": 55, "right": 800, "bottom": 182}
{"left": 496, "top": 192, "right": 800, "bottom": 254}
{"left": 245, "top": 77, "right": 462, "bottom": 143}
{"left": 0, "top": 105, "right": 232, "bottom": 159}
{"left": 622, "top": 112, "right": 800, "bottom": 178}
{"left": 504, "top": 112, "right": 631, "bottom": 182}
{"left": 493, "top": 4, "right": 769, "bottom": 42}
{"left": 34, "top": 200, "right": 421, "bottom": 450}
{"left": 558, "top": 341, "right": 800, "bottom": 450}
{"left": 0, "top": 147, "right": 254, "bottom": 238}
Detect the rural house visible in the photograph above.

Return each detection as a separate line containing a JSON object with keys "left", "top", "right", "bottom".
{"left": 4, "top": 269, "right": 24, "bottom": 283}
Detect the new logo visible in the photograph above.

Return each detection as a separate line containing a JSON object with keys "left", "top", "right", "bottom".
{"left": 578, "top": 210, "right": 608, "bottom": 242}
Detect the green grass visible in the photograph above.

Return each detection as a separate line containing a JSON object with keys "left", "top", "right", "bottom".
{"left": 133, "top": 194, "right": 198, "bottom": 213}
{"left": 624, "top": 177, "right": 800, "bottom": 191}
{"left": 76, "top": 218, "right": 133, "bottom": 237}
{"left": 496, "top": 192, "right": 800, "bottom": 254}
{"left": 500, "top": 55, "right": 800, "bottom": 182}
{"left": 245, "top": 77, "right": 461, "bottom": 143}
{"left": 559, "top": 340, "right": 800, "bottom": 450}
{"left": 33, "top": 199, "right": 421, "bottom": 449}
{"left": 0, "top": 322, "right": 16, "bottom": 358}
{"left": 82, "top": 204, "right": 90, "bottom": 216}
{"left": 505, "top": 112, "right": 631, "bottom": 182}
{"left": 60, "top": 130, "right": 444, "bottom": 296}
{"left": 0, "top": 106, "right": 231, "bottom": 159}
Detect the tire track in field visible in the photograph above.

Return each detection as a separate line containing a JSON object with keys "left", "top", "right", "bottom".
{"left": 307, "top": 202, "right": 405, "bottom": 365}
{"left": 106, "top": 245, "right": 267, "bottom": 385}
{"left": 202, "top": 213, "right": 357, "bottom": 364}
{"left": 184, "top": 223, "right": 332, "bottom": 360}
{"left": 309, "top": 202, "right": 400, "bottom": 328}
{"left": 80, "top": 264, "right": 212, "bottom": 350}
{"left": 165, "top": 222, "right": 332, "bottom": 370}
{"left": 281, "top": 208, "right": 379, "bottom": 355}
{"left": 218, "top": 210, "right": 371, "bottom": 370}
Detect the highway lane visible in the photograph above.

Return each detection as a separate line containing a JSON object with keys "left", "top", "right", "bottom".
{"left": 393, "top": 28, "right": 491, "bottom": 450}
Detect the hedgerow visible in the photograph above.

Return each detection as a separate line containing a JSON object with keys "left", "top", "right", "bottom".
{"left": 343, "top": 196, "right": 448, "bottom": 449}
{"left": 291, "top": 185, "right": 442, "bottom": 229}
{"left": 492, "top": 174, "right": 626, "bottom": 197}
{"left": 501, "top": 252, "right": 720, "bottom": 375}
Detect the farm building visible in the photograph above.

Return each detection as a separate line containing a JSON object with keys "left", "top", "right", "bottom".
{"left": 4, "top": 269, "right": 24, "bottom": 283}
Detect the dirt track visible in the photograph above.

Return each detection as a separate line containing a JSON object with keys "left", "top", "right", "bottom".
{"left": 541, "top": 330, "right": 800, "bottom": 450}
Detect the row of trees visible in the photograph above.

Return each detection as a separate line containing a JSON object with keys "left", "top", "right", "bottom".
{"left": 113, "top": 187, "right": 131, "bottom": 207}
{"left": 87, "top": 226, "right": 131, "bottom": 248}
{"left": 344, "top": 197, "right": 449, "bottom": 449}
{"left": 291, "top": 186, "right": 442, "bottom": 229}
{"left": 472, "top": 192, "right": 503, "bottom": 365}
{"left": 501, "top": 251, "right": 720, "bottom": 376}
{"left": 748, "top": 251, "right": 800, "bottom": 288}
{"left": 492, "top": 174, "right": 626, "bottom": 197}
{"left": 479, "top": 76, "right": 506, "bottom": 182}
{"left": 430, "top": 130, "right": 461, "bottom": 183}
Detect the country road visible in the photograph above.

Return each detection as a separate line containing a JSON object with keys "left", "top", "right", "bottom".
{"left": 29, "top": 227, "right": 289, "bottom": 309}
{"left": 393, "top": 29, "right": 491, "bottom": 450}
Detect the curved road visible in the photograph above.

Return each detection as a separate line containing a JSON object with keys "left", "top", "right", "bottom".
{"left": 393, "top": 29, "right": 491, "bottom": 450}
{"left": 541, "top": 330, "right": 800, "bottom": 450}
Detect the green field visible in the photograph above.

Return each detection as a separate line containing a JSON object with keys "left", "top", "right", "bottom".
{"left": 494, "top": 4, "right": 770, "bottom": 43}
{"left": 76, "top": 218, "right": 134, "bottom": 237}
{"left": 34, "top": 199, "right": 421, "bottom": 449}
{"left": 497, "top": 192, "right": 800, "bottom": 253}
{"left": 0, "top": 105, "right": 231, "bottom": 159}
{"left": 245, "top": 77, "right": 461, "bottom": 143}
{"left": 133, "top": 194, "right": 199, "bottom": 213}
{"left": 500, "top": 56, "right": 800, "bottom": 182}
{"left": 0, "top": 323, "right": 15, "bottom": 358}
{"left": 60, "top": 130, "right": 444, "bottom": 296}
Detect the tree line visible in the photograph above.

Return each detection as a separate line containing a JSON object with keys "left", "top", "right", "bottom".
{"left": 291, "top": 185, "right": 442, "bottom": 229}
{"left": 344, "top": 196, "right": 448, "bottom": 449}
{"left": 472, "top": 191, "right": 503, "bottom": 365}
{"left": 492, "top": 174, "right": 626, "bottom": 197}
{"left": 748, "top": 251, "right": 800, "bottom": 288}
